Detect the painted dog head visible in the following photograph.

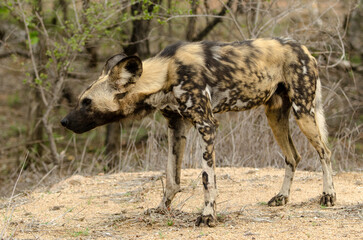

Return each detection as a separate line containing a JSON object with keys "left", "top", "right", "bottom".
{"left": 61, "top": 53, "right": 153, "bottom": 134}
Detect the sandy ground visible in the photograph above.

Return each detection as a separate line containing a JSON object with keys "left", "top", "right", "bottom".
{"left": 0, "top": 167, "right": 362, "bottom": 239}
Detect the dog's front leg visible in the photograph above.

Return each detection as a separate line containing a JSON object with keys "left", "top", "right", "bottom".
{"left": 194, "top": 118, "right": 218, "bottom": 227}
{"left": 158, "top": 114, "right": 191, "bottom": 210}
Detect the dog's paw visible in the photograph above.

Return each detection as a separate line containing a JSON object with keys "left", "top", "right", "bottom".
{"left": 195, "top": 214, "right": 217, "bottom": 227}
{"left": 268, "top": 194, "right": 288, "bottom": 206}
{"left": 319, "top": 192, "right": 336, "bottom": 207}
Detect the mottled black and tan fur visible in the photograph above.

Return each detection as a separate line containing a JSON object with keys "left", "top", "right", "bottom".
{"left": 61, "top": 38, "right": 335, "bottom": 227}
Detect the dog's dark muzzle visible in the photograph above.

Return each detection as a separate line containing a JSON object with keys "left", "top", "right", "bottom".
{"left": 61, "top": 108, "right": 126, "bottom": 134}
{"left": 60, "top": 109, "right": 98, "bottom": 134}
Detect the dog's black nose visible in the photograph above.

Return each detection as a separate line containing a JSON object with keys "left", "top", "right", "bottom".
{"left": 60, "top": 118, "right": 69, "bottom": 127}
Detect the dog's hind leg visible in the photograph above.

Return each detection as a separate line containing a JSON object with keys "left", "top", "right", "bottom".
{"left": 292, "top": 78, "right": 335, "bottom": 206}
{"left": 265, "top": 92, "right": 301, "bottom": 206}
{"left": 293, "top": 109, "right": 335, "bottom": 206}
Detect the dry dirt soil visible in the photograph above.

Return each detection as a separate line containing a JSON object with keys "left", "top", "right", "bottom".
{"left": 1, "top": 167, "right": 362, "bottom": 239}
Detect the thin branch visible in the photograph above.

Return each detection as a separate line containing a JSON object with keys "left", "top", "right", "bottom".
{"left": 71, "top": 0, "right": 82, "bottom": 31}
{"left": 255, "top": 3, "right": 304, "bottom": 37}
{"left": 16, "top": 0, "right": 48, "bottom": 106}
{"left": 192, "top": 0, "right": 234, "bottom": 41}
{"left": 218, "top": 0, "right": 246, "bottom": 40}
{"left": 324, "top": 8, "right": 346, "bottom": 69}
{"left": 253, "top": 0, "right": 261, "bottom": 32}
{"left": 35, "top": 12, "right": 59, "bottom": 74}
{"left": 34, "top": 11, "right": 69, "bottom": 162}
{"left": 164, "top": 14, "right": 232, "bottom": 22}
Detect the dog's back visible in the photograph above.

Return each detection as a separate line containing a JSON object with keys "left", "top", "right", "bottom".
{"left": 154, "top": 38, "right": 318, "bottom": 116}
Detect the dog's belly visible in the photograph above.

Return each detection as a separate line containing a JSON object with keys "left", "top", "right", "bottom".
{"left": 211, "top": 86, "right": 275, "bottom": 113}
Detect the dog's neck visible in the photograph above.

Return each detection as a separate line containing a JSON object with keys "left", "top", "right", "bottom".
{"left": 133, "top": 57, "right": 171, "bottom": 95}
{"left": 131, "top": 57, "right": 179, "bottom": 111}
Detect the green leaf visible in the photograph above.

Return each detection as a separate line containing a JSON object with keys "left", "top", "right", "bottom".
{"left": 0, "top": 6, "right": 10, "bottom": 16}
{"left": 30, "top": 31, "right": 39, "bottom": 45}
{"left": 35, "top": 78, "right": 42, "bottom": 85}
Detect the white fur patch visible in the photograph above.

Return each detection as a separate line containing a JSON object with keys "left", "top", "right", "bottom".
{"left": 211, "top": 46, "right": 221, "bottom": 61}
{"left": 173, "top": 84, "right": 186, "bottom": 98}
{"left": 145, "top": 91, "right": 179, "bottom": 112}
{"left": 211, "top": 89, "right": 230, "bottom": 109}
{"left": 234, "top": 99, "right": 249, "bottom": 108}
{"left": 302, "top": 66, "right": 307, "bottom": 75}
{"left": 204, "top": 86, "right": 212, "bottom": 100}
{"left": 119, "top": 70, "right": 132, "bottom": 84}
{"left": 301, "top": 59, "right": 307, "bottom": 74}
{"left": 292, "top": 102, "right": 300, "bottom": 113}
{"left": 185, "top": 97, "right": 193, "bottom": 108}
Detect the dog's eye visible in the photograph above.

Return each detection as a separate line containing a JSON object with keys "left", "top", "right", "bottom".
{"left": 116, "top": 92, "right": 127, "bottom": 99}
{"left": 82, "top": 98, "right": 92, "bottom": 107}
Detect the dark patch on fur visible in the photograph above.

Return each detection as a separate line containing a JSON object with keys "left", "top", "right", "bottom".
{"left": 201, "top": 42, "right": 239, "bottom": 88}
{"left": 115, "top": 92, "right": 127, "bottom": 99}
{"left": 161, "top": 109, "right": 184, "bottom": 129}
{"left": 284, "top": 157, "right": 295, "bottom": 171}
{"left": 202, "top": 171, "right": 209, "bottom": 190}
{"left": 275, "top": 82, "right": 287, "bottom": 95}
{"left": 125, "top": 61, "right": 139, "bottom": 74}
{"left": 81, "top": 98, "right": 92, "bottom": 107}
{"left": 133, "top": 101, "right": 155, "bottom": 117}
{"left": 159, "top": 41, "right": 185, "bottom": 58}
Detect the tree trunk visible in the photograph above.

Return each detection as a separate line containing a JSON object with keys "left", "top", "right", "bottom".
{"left": 123, "top": 2, "right": 157, "bottom": 57}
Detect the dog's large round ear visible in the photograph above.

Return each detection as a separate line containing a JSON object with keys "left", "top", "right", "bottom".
{"left": 109, "top": 56, "right": 143, "bottom": 83}
{"left": 102, "top": 53, "right": 127, "bottom": 75}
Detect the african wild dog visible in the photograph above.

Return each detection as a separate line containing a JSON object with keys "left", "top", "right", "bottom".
{"left": 61, "top": 38, "right": 335, "bottom": 227}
